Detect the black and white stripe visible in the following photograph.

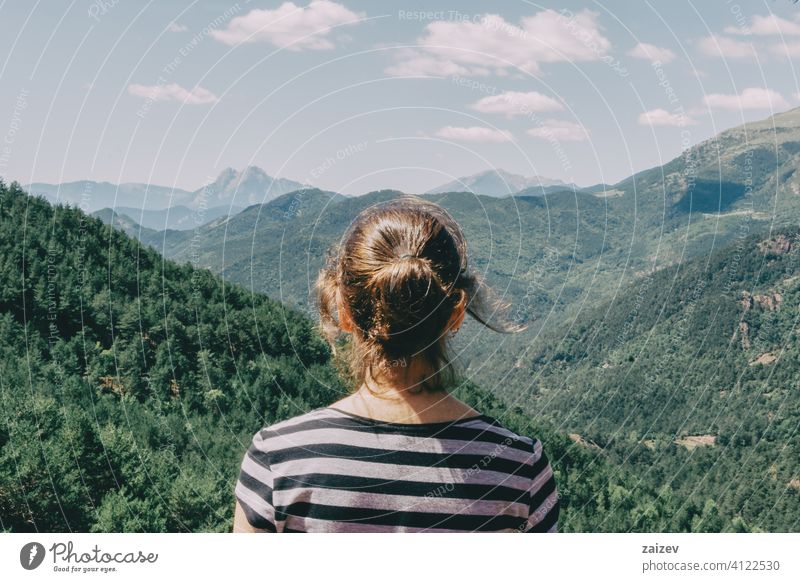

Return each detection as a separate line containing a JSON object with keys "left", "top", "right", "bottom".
{"left": 235, "top": 407, "right": 559, "bottom": 533}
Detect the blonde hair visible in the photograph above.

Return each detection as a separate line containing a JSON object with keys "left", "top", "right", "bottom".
{"left": 316, "top": 196, "right": 516, "bottom": 392}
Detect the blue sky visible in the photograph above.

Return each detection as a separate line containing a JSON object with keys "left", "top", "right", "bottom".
{"left": 1, "top": 0, "right": 799, "bottom": 195}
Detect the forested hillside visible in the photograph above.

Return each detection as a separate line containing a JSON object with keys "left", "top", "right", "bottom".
{"left": 0, "top": 180, "right": 336, "bottom": 531}
{"left": 0, "top": 181, "right": 698, "bottom": 532}
{"left": 498, "top": 229, "right": 800, "bottom": 531}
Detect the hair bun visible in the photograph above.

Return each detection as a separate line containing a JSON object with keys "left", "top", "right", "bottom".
{"left": 367, "top": 254, "right": 452, "bottom": 356}
{"left": 315, "top": 195, "right": 516, "bottom": 392}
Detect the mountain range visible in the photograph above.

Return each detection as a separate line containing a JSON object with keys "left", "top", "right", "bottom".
{"left": 133, "top": 108, "right": 800, "bottom": 316}
{"left": 426, "top": 168, "right": 579, "bottom": 196}
{"left": 29, "top": 167, "right": 587, "bottom": 223}
{"left": 92, "top": 204, "right": 239, "bottom": 231}
{"left": 26, "top": 166, "right": 308, "bottom": 230}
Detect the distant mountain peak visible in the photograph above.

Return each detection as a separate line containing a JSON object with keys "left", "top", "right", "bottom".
{"left": 196, "top": 166, "right": 308, "bottom": 207}
{"left": 242, "top": 165, "right": 267, "bottom": 177}
{"left": 214, "top": 167, "right": 238, "bottom": 181}
{"left": 426, "top": 168, "right": 576, "bottom": 197}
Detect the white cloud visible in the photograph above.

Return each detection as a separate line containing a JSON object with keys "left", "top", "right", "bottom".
{"left": 434, "top": 126, "right": 514, "bottom": 143}
{"left": 795, "top": 92, "right": 800, "bottom": 102}
{"left": 724, "top": 14, "right": 800, "bottom": 36}
{"left": 127, "top": 83, "right": 219, "bottom": 105}
{"left": 638, "top": 108, "right": 697, "bottom": 127}
{"left": 210, "top": 1, "right": 364, "bottom": 49}
{"left": 469, "top": 91, "right": 563, "bottom": 117}
{"left": 384, "top": 49, "right": 475, "bottom": 76}
{"left": 628, "top": 42, "right": 676, "bottom": 63}
{"left": 703, "top": 87, "right": 789, "bottom": 111}
{"left": 527, "top": 119, "right": 589, "bottom": 142}
{"left": 697, "top": 34, "right": 754, "bottom": 59}
{"left": 386, "top": 9, "right": 611, "bottom": 76}
{"left": 769, "top": 42, "right": 800, "bottom": 58}
{"left": 166, "top": 22, "right": 188, "bottom": 33}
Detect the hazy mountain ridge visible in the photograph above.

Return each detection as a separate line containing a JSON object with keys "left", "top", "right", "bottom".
{"left": 24, "top": 180, "right": 196, "bottom": 212}
{"left": 25, "top": 165, "right": 309, "bottom": 215}
{"left": 426, "top": 168, "right": 579, "bottom": 197}
{"left": 194, "top": 166, "right": 308, "bottom": 208}
{"left": 137, "top": 109, "right": 800, "bottom": 312}
{"left": 617, "top": 107, "right": 800, "bottom": 218}
{"left": 93, "top": 204, "right": 243, "bottom": 231}
{"left": 91, "top": 208, "right": 158, "bottom": 239}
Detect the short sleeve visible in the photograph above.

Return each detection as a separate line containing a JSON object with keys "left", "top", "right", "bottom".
{"left": 524, "top": 439, "right": 559, "bottom": 533}
{"left": 235, "top": 430, "right": 277, "bottom": 532}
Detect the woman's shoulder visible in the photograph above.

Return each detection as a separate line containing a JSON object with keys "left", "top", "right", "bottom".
{"left": 255, "top": 406, "right": 340, "bottom": 436}
{"left": 256, "top": 406, "right": 539, "bottom": 444}
{"left": 449, "top": 410, "right": 530, "bottom": 437}
{"left": 457, "top": 414, "right": 542, "bottom": 455}
{"left": 247, "top": 407, "right": 546, "bottom": 468}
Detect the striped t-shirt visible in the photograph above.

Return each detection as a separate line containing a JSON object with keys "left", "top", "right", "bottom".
{"left": 235, "top": 406, "right": 559, "bottom": 533}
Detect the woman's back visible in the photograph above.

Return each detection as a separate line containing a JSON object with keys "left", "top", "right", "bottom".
{"left": 236, "top": 406, "right": 559, "bottom": 533}
{"left": 234, "top": 196, "right": 560, "bottom": 533}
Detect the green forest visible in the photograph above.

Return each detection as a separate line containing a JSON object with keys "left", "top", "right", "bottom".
{"left": 497, "top": 228, "right": 800, "bottom": 531}
{"left": 1, "top": 181, "right": 716, "bottom": 533}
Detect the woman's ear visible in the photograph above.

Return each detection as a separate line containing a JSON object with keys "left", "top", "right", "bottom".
{"left": 336, "top": 289, "right": 355, "bottom": 333}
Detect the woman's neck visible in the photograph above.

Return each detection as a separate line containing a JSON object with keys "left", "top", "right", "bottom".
{"left": 330, "top": 365, "right": 479, "bottom": 424}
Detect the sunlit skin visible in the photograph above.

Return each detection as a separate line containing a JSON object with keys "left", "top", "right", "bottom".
{"left": 233, "top": 501, "right": 262, "bottom": 533}
{"left": 233, "top": 292, "right": 471, "bottom": 533}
